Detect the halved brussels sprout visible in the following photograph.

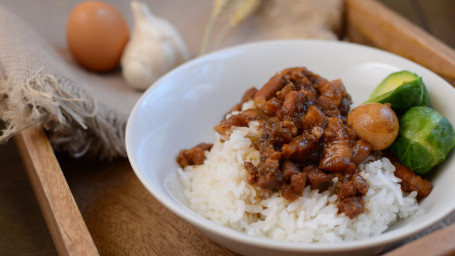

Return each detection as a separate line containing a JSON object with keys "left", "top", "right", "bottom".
{"left": 366, "top": 71, "right": 430, "bottom": 114}
{"left": 390, "top": 106, "right": 455, "bottom": 174}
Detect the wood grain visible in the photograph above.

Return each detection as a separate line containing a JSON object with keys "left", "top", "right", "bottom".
{"left": 15, "top": 128, "right": 99, "bottom": 256}
{"left": 58, "top": 155, "right": 237, "bottom": 256}
{"left": 345, "top": 0, "right": 455, "bottom": 83}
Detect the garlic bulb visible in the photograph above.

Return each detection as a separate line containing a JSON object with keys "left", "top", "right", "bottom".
{"left": 121, "top": 1, "right": 189, "bottom": 90}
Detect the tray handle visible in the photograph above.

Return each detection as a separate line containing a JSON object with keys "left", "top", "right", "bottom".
{"left": 345, "top": 0, "right": 455, "bottom": 85}
{"left": 15, "top": 128, "right": 99, "bottom": 256}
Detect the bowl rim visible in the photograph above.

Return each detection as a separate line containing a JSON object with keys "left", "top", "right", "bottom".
{"left": 126, "top": 39, "right": 455, "bottom": 253}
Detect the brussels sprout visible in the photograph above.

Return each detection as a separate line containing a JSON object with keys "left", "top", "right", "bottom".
{"left": 390, "top": 106, "right": 455, "bottom": 174}
{"left": 366, "top": 71, "right": 429, "bottom": 114}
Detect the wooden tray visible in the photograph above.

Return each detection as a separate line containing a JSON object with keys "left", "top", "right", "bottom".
{"left": 15, "top": 0, "right": 455, "bottom": 255}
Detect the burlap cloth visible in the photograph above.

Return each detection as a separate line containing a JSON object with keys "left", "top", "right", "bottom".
{"left": 0, "top": 0, "right": 453, "bottom": 251}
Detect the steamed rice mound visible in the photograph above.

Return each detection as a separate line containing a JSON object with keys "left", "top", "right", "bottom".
{"left": 178, "top": 119, "right": 421, "bottom": 243}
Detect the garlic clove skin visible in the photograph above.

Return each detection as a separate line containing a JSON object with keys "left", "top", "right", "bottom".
{"left": 121, "top": 1, "right": 189, "bottom": 90}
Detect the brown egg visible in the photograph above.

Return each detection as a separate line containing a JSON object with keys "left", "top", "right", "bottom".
{"left": 67, "top": 1, "right": 129, "bottom": 72}
{"left": 347, "top": 103, "right": 399, "bottom": 151}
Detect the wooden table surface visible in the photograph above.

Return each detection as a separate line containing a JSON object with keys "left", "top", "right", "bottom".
{"left": 1, "top": 0, "right": 455, "bottom": 255}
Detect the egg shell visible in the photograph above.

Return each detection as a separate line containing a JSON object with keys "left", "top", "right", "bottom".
{"left": 67, "top": 1, "right": 129, "bottom": 72}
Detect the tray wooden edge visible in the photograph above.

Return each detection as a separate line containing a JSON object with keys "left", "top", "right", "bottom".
{"left": 345, "top": 0, "right": 455, "bottom": 85}
{"left": 14, "top": 127, "right": 99, "bottom": 256}
{"left": 382, "top": 223, "right": 455, "bottom": 256}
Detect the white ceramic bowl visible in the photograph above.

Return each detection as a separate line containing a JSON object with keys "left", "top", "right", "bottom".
{"left": 126, "top": 40, "right": 455, "bottom": 256}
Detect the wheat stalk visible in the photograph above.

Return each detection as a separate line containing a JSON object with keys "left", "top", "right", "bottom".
{"left": 200, "top": 0, "right": 261, "bottom": 55}
{"left": 200, "top": 0, "right": 235, "bottom": 55}
{"left": 213, "top": 0, "right": 261, "bottom": 50}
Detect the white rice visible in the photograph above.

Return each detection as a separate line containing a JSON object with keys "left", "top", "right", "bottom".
{"left": 178, "top": 118, "right": 421, "bottom": 243}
